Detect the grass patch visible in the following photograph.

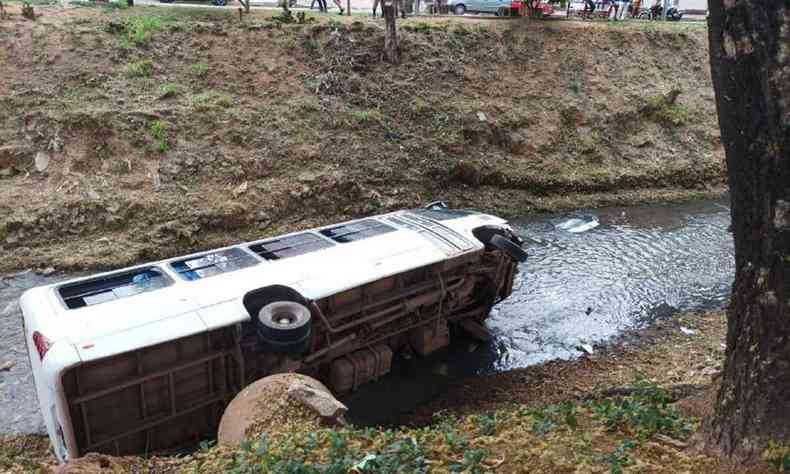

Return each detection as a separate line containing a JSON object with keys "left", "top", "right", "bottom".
{"left": 191, "top": 62, "right": 209, "bottom": 79}
{"left": 71, "top": 0, "right": 128, "bottom": 9}
{"left": 643, "top": 89, "right": 691, "bottom": 126}
{"left": 149, "top": 120, "right": 169, "bottom": 153}
{"left": 125, "top": 59, "right": 154, "bottom": 78}
{"left": 191, "top": 91, "right": 234, "bottom": 111}
{"left": 114, "top": 15, "right": 162, "bottom": 48}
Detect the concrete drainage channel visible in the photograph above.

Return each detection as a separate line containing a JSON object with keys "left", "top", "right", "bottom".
{"left": 0, "top": 198, "right": 734, "bottom": 439}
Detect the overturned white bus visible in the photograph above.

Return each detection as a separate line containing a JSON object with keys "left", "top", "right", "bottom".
{"left": 21, "top": 205, "right": 526, "bottom": 462}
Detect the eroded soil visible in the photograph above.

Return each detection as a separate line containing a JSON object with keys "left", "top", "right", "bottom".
{"left": 1, "top": 5, "right": 724, "bottom": 273}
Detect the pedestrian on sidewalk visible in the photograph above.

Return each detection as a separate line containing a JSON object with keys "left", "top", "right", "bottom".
{"left": 372, "top": 0, "right": 380, "bottom": 15}
{"left": 311, "top": 0, "right": 327, "bottom": 11}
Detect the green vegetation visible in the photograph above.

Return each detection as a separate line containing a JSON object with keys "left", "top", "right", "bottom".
{"left": 764, "top": 442, "right": 790, "bottom": 471}
{"left": 644, "top": 93, "right": 691, "bottom": 126}
{"left": 71, "top": 0, "right": 128, "bottom": 9}
{"left": 352, "top": 110, "right": 371, "bottom": 125}
{"left": 159, "top": 83, "right": 182, "bottom": 98}
{"left": 114, "top": 15, "right": 162, "bottom": 48}
{"left": 589, "top": 375, "right": 693, "bottom": 441}
{"left": 125, "top": 59, "right": 154, "bottom": 78}
{"left": 191, "top": 62, "right": 209, "bottom": 79}
{"left": 149, "top": 120, "right": 169, "bottom": 153}
{"left": 192, "top": 91, "right": 234, "bottom": 111}
{"left": 170, "top": 377, "right": 699, "bottom": 473}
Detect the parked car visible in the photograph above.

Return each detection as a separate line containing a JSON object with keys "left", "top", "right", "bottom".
{"left": 448, "top": 0, "right": 521, "bottom": 16}
{"left": 22, "top": 204, "right": 526, "bottom": 462}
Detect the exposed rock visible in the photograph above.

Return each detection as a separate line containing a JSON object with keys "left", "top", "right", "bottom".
{"left": 218, "top": 373, "right": 338, "bottom": 447}
{"left": 286, "top": 384, "right": 347, "bottom": 423}
{"left": 35, "top": 151, "right": 50, "bottom": 172}
{"left": 0, "top": 360, "right": 15, "bottom": 371}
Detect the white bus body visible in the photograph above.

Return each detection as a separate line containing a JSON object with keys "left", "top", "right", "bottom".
{"left": 21, "top": 207, "right": 524, "bottom": 462}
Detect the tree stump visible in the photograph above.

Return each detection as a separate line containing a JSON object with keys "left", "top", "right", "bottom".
{"left": 383, "top": 0, "right": 399, "bottom": 64}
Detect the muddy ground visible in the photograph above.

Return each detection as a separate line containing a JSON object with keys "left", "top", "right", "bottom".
{"left": 0, "top": 4, "right": 724, "bottom": 274}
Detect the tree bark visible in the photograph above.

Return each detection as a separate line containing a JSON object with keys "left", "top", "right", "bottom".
{"left": 705, "top": 0, "right": 790, "bottom": 462}
{"left": 383, "top": 0, "right": 399, "bottom": 64}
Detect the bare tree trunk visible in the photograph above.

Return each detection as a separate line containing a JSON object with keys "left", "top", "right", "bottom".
{"left": 705, "top": 0, "right": 790, "bottom": 463}
{"left": 383, "top": 0, "right": 399, "bottom": 64}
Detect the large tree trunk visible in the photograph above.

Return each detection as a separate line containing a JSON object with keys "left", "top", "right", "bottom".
{"left": 705, "top": 0, "right": 790, "bottom": 462}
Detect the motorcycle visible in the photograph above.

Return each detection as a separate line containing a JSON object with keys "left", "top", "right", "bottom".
{"left": 637, "top": 4, "right": 683, "bottom": 20}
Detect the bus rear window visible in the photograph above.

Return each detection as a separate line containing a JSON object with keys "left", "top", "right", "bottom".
{"left": 59, "top": 268, "right": 171, "bottom": 310}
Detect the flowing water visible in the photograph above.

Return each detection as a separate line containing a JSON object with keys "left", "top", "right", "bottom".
{"left": 0, "top": 198, "right": 734, "bottom": 434}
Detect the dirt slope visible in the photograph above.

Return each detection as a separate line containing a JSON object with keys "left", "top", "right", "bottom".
{"left": 0, "top": 6, "right": 724, "bottom": 273}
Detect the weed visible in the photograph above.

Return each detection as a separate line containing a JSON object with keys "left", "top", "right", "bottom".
{"left": 590, "top": 376, "right": 693, "bottom": 440}
{"left": 352, "top": 110, "right": 370, "bottom": 125}
{"left": 530, "top": 410, "right": 559, "bottom": 437}
{"left": 596, "top": 439, "right": 636, "bottom": 474}
{"left": 473, "top": 412, "right": 497, "bottom": 436}
{"left": 357, "top": 436, "right": 429, "bottom": 474}
{"left": 444, "top": 430, "right": 469, "bottom": 452}
{"left": 113, "top": 16, "right": 162, "bottom": 48}
{"left": 450, "top": 448, "right": 487, "bottom": 474}
{"left": 763, "top": 442, "right": 790, "bottom": 472}
{"left": 191, "top": 91, "right": 234, "bottom": 111}
{"left": 643, "top": 92, "right": 691, "bottom": 126}
{"left": 160, "top": 83, "right": 181, "bottom": 98}
{"left": 403, "top": 22, "right": 446, "bottom": 33}
{"left": 72, "top": 0, "right": 128, "bottom": 9}
{"left": 199, "top": 439, "right": 216, "bottom": 452}
{"left": 215, "top": 93, "right": 234, "bottom": 108}
{"left": 191, "top": 62, "right": 209, "bottom": 79}
{"left": 125, "top": 59, "right": 154, "bottom": 78}
{"left": 149, "top": 120, "right": 169, "bottom": 153}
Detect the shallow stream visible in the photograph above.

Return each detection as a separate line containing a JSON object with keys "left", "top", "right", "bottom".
{"left": 0, "top": 198, "right": 734, "bottom": 434}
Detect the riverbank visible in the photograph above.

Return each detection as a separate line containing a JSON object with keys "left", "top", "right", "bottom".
{"left": 4, "top": 310, "right": 779, "bottom": 473}
{"left": 0, "top": 5, "right": 724, "bottom": 273}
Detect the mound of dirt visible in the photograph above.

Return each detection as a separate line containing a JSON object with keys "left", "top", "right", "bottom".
{"left": 0, "top": 6, "right": 724, "bottom": 273}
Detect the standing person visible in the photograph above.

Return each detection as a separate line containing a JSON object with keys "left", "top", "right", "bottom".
{"left": 618, "top": 0, "right": 630, "bottom": 18}
{"left": 330, "top": 0, "right": 345, "bottom": 14}
{"left": 311, "top": 0, "right": 328, "bottom": 11}
{"left": 396, "top": 0, "right": 406, "bottom": 17}
{"left": 607, "top": 0, "right": 618, "bottom": 19}
{"left": 582, "top": 0, "right": 595, "bottom": 18}
{"left": 372, "top": 0, "right": 380, "bottom": 15}
{"left": 631, "top": 0, "right": 641, "bottom": 16}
